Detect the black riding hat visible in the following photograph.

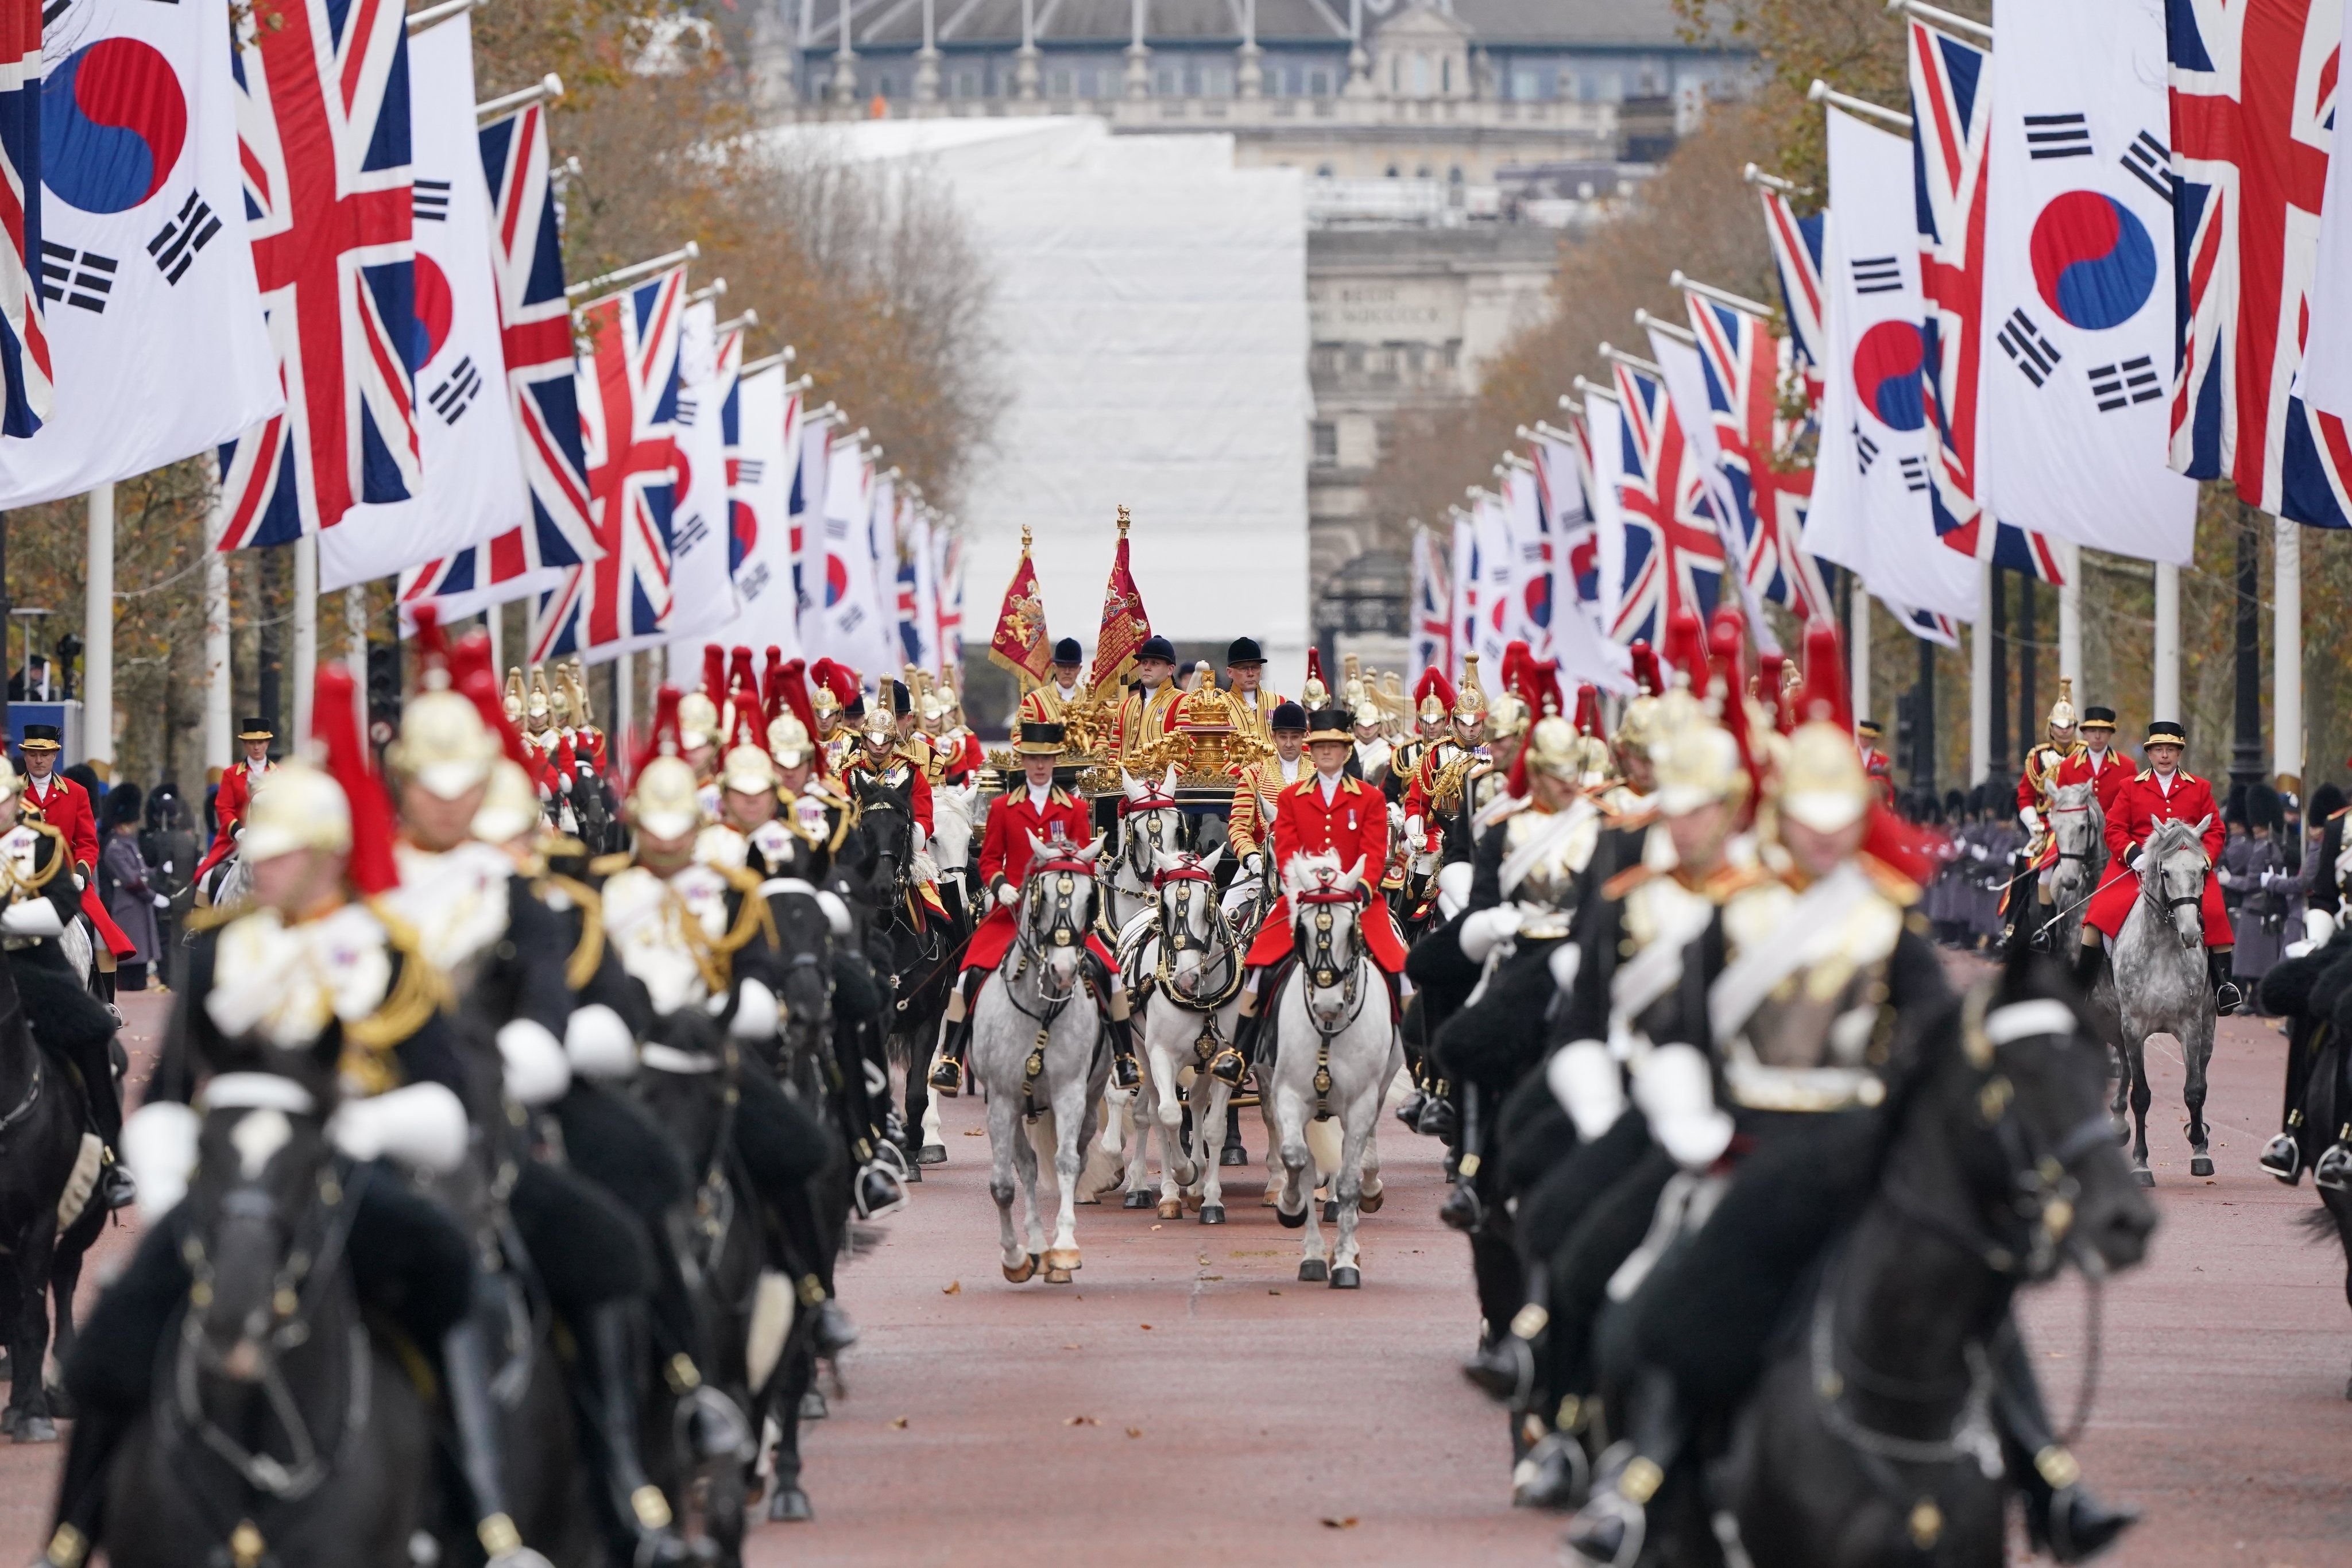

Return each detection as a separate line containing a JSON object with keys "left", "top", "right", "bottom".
{"left": 2145, "top": 719, "right": 2187, "bottom": 746}
{"left": 1226, "top": 637, "right": 1264, "bottom": 667}
{"left": 2079, "top": 705, "right": 2117, "bottom": 731}
{"left": 1269, "top": 700, "right": 1309, "bottom": 733}
{"left": 1051, "top": 636, "right": 1084, "bottom": 665}
{"left": 1136, "top": 635, "right": 1177, "bottom": 666}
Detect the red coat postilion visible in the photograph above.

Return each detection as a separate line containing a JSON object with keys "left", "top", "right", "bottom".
{"left": 195, "top": 759, "right": 271, "bottom": 878}
{"left": 2084, "top": 767, "right": 2232, "bottom": 943}
{"left": 21, "top": 770, "right": 134, "bottom": 958}
{"left": 1243, "top": 772, "right": 1409, "bottom": 974}
{"left": 962, "top": 784, "right": 1115, "bottom": 973}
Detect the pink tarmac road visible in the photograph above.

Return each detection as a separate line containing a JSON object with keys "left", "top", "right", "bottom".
{"left": 2, "top": 973, "right": 2345, "bottom": 1565}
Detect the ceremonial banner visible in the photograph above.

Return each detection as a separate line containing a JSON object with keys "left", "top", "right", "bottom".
{"left": 1499, "top": 465, "right": 1554, "bottom": 659}
{"left": 531, "top": 266, "right": 684, "bottom": 660}
{"left": 1584, "top": 392, "right": 1628, "bottom": 640}
{"left": 1534, "top": 427, "right": 1603, "bottom": 629}
{"left": 2305, "top": 0, "right": 2352, "bottom": 418}
{"left": 653, "top": 300, "right": 737, "bottom": 678}
{"left": 988, "top": 535, "right": 1051, "bottom": 683}
{"left": 0, "top": 0, "right": 48, "bottom": 436}
{"left": 1761, "top": 185, "right": 1828, "bottom": 408}
{"left": 1448, "top": 512, "right": 1477, "bottom": 681}
{"left": 1087, "top": 517, "right": 1150, "bottom": 690}
{"left": 1806, "top": 108, "right": 1978, "bottom": 622}
{"left": 326, "top": 16, "right": 525, "bottom": 591}
{"left": 1408, "top": 525, "right": 1451, "bottom": 686}
{"left": 1646, "top": 324, "right": 1778, "bottom": 652}
{"left": 1609, "top": 355, "right": 1726, "bottom": 646}
{"left": 901, "top": 509, "right": 942, "bottom": 674}
{"left": 1906, "top": 17, "right": 2068, "bottom": 579}
{"left": 809, "top": 439, "right": 887, "bottom": 679}
{"left": 1471, "top": 489, "right": 1512, "bottom": 673}
{"left": 867, "top": 468, "right": 900, "bottom": 678}
{"left": 397, "top": 90, "right": 596, "bottom": 622}
{"left": 682, "top": 363, "right": 800, "bottom": 662}
{"left": 217, "top": 0, "right": 419, "bottom": 546}
{"left": 1978, "top": 0, "right": 2198, "bottom": 562}
{"left": 0, "top": 0, "right": 278, "bottom": 501}
{"left": 2167, "top": 0, "right": 2351, "bottom": 526}
{"left": 1684, "top": 290, "right": 1831, "bottom": 623}
{"left": 934, "top": 529, "right": 963, "bottom": 668}
{"left": 791, "top": 411, "right": 828, "bottom": 624}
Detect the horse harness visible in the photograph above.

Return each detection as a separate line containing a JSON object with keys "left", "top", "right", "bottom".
{"left": 1292, "top": 880, "right": 1371, "bottom": 1119}
{"left": 1007, "top": 854, "right": 1106, "bottom": 1119}
{"left": 1140, "top": 857, "right": 1246, "bottom": 1071}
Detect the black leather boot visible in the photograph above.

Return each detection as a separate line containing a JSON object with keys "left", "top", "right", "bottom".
{"left": 2074, "top": 939, "right": 2106, "bottom": 994}
{"left": 930, "top": 1011, "right": 970, "bottom": 1095}
{"left": 442, "top": 1315, "right": 555, "bottom": 1567}
{"left": 1108, "top": 1011, "right": 1140, "bottom": 1091}
{"left": 1438, "top": 1084, "right": 1484, "bottom": 1233}
{"left": 576, "top": 1302, "right": 699, "bottom": 1566}
{"left": 1212, "top": 1008, "right": 1260, "bottom": 1087}
{"left": 2208, "top": 949, "right": 2245, "bottom": 1015}
{"left": 1992, "top": 1319, "right": 2137, "bottom": 1563}
{"left": 1563, "top": 1367, "right": 1684, "bottom": 1566}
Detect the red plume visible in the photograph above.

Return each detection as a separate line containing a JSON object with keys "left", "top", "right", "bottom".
{"left": 728, "top": 645, "right": 756, "bottom": 699}
{"left": 311, "top": 664, "right": 400, "bottom": 896}
{"left": 409, "top": 602, "right": 454, "bottom": 692}
{"left": 727, "top": 690, "right": 765, "bottom": 752}
{"left": 778, "top": 659, "right": 825, "bottom": 775}
{"left": 1628, "top": 640, "right": 1662, "bottom": 697}
{"left": 1798, "top": 619, "right": 1851, "bottom": 730}
{"left": 761, "top": 646, "right": 785, "bottom": 721}
{"left": 454, "top": 641, "right": 531, "bottom": 767}
{"left": 630, "top": 686, "right": 686, "bottom": 786}
{"left": 1413, "top": 667, "right": 1456, "bottom": 714}
{"left": 1708, "top": 615, "right": 1769, "bottom": 819}
{"left": 1758, "top": 653, "right": 1790, "bottom": 733}
{"left": 1665, "top": 608, "right": 1707, "bottom": 687}
{"left": 1306, "top": 648, "right": 1326, "bottom": 690}
{"left": 826, "top": 661, "right": 860, "bottom": 708}
{"left": 1863, "top": 804, "right": 1949, "bottom": 887}
{"left": 1571, "top": 683, "right": 1601, "bottom": 737}
{"left": 699, "top": 644, "right": 725, "bottom": 699}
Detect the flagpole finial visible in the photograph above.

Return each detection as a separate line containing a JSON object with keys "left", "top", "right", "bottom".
{"left": 1116, "top": 504, "right": 1131, "bottom": 538}
{"left": 1020, "top": 524, "right": 1032, "bottom": 555}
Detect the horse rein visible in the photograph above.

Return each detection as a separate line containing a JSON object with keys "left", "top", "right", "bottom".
{"left": 1293, "top": 881, "right": 1371, "bottom": 1114}
{"left": 1148, "top": 858, "right": 1244, "bottom": 1013}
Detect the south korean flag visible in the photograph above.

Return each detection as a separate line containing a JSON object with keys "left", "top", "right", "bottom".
{"left": 1977, "top": 0, "right": 2196, "bottom": 564}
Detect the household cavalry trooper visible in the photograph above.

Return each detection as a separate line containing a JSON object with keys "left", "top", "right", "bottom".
{"left": 1344, "top": 661, "right": 1392, "bottom": 788}
{"left": 1016, "top": 637, "right": 1090, "bottom": 726}
{"left": 2076, "top": 718, "right": 2242, "bottom": 1013}
{"left": 1561, "top": 624, "right": 2134, "bottom": 1567}
{"left": 1402, "top": 653, "right": 1491, "bottom": 869}
{"left": 839, "top": 694, "right": 954, "bottom": 929}
{"left": 1391, "top": 668, "right": 1454, "bottom": 804}
{"left": 929, "top": 722, "right": 1140, "bottom": 1092}
{"left": 1603, "top": 641, "right": 1667, "bottom": 818}
{"left": 384, "top": 629, "right": 734, "bottom": 1568}
{"left": 1218, "top": 704, "right": 1410, "bottom": 1089}
{"left": 1226, "top": 700, "right": 1312, "bottom": 891}
{"left": 2010, "top": 679, "right": 2083, "bottom": 948}
{"left": 0, "top": 755, "right": 134, "bottom": 1209}
{"left": 1111, "top": 635, "right": 1187, "bottom": 766}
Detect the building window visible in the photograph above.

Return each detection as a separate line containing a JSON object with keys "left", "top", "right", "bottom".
{"left": 1448, "top": 165, "right": 1464, "bottom": 183}
{"left": 1156, "top": 64, "right": 1179, "bottom": 95}
{"left": 1413, "top": 54, "right": 1430, "bottom": 96}
{"left": 954, "top": 69, "right": 980, "bottom": 98}
{"left": 1201, "top": 61, "right": 1233, "bottom": 96}
{"left": 1079, "top": 67, "right": 1099, "bottom": 96}
{"left": 879, "top": 75, "right": 895, "bottom": 99}
{"left": 1344, "top": 343, "right": 1366, "bottom": 374}
{"left": 1415, "top": 164, "right": 1433, "bottom": 180}
{"left": 1314, "top": 162, "right": 1335, "bottom": 178}
{"left": 1309, "top": 68, "right": 1330, "bottom": 95}
{"left": 1389, "top": 57, "right": 1399, "bottom": 93}
{"left": 1384, "top": 162, "right": 1400, "bottom": 178}
{"left": 1441, "top": 56, "right": 1452, "bottom": 94}
{"left": 1049, "top": 68, "right": 1070, "bottom": 96}
{"left": 1512, "top": 68, "right": 1539, "bottom": 101}
{"left": 1312, "top": 422, "right": 1339, "bottom": 467}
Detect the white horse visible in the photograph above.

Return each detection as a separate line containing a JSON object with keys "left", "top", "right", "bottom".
{"left": 1264, "top": 853, "right": 1398, "bottom": 1288}
{"left": 1109, "top": 768, "right": 1185, "bottom": 933}
{"left": 972, "top": 833, "right": 1112, "bottom": 1284}
{"left": 2102, "top": 815, "right": 2220, "bottom": 1185}
{"left": 1120, "top": 848, "right": 1247, "bottom": 1219}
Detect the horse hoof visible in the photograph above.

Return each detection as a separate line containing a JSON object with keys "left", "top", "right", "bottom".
{"left": 1200, "top": 1205, "right": 1226, "bottom": 1225}
{"left": 1359, "top": 1188, "right": 1384, "bottom": 1215}
{"left": 9, "top": 1416, "right": 55, "bottom": 1444}
{"left": 1156, "top": 1198, "right": 1182, "bottom": 1219}
{"left": 1003, "top": 1256, "right": 1038, "bottom": 1284}
{"left": 901, "top": 1163, "right": 923, "bottom": 1184}
{"left": 1123, "top": 1190, "right": 1154, "bottom": 1210}
{"left": 917, "top": 1144, "right": 948, "bottom": 1165}
{"left": 1329, "top": 1266, "right": 1360, "bottom": 1290}
{"left": 1043, "top": 1248, "right": 1081, "bottom": 1272}
{"left": 1219, "top": 1145, "right": 1248, "bottom": 1167}
{"left": 799, "top": 1389, "right": 828, "bottom": 1421}
{"left": 766, "top": 1486, "right": 813, "bottom": 1523}
{"left": 1260, "top": 1188, "right": 1279, "bottom": 1207}
{"left": 1045, "top": 1267, "right": 1074, "bottom": 1285}
{"left": 1322, "top": 1199, "right": 1339, "bottom": 1223}
{"left": 2133, "top": 1167, "right": 2155, "bottom": 1188}
{"left": 1277, "top": 1205, "right": 1307, "bottom": 1230}
{"left": 2190, "top": 1155, "right": 2215, "bottom": 1177}
{"left": 1298, "top": 1259, "right": 1328, "bottom": 1283}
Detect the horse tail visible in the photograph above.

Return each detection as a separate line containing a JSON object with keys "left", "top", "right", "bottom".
{"left": 2298, "top": 1204, "right": 2349, "bottom": 1253}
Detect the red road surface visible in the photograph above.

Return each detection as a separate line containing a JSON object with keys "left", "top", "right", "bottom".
{"left": 3, "top": 978, "right": 2346, "bottom": 1565}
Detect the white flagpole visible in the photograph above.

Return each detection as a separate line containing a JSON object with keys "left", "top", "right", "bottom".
{"left": 1970, "top": 557, "right": 1992, "bottom": 783}
{"left": 292, "top": 536, "right": 318, "bottom": 740}
{"left": 346, "top": 584, "right": 368, "bottom": 745}
{"left": 204, "top": 478, "right": 232, "bottom": 780}
{"left": 84, "top": 484, "right": 114, "bottom": 779}
{"left": 2153, "top": 559, "right": 2181, "bottom": 719}
{"left": 1850, "top": 578, "right": 1871, "bottom": 727}
{"left": 2276, "top": 518, "right": 2302, "bottom": 781}
{"left": 2057, "top": 541, "right": 2081, "bottom": 690}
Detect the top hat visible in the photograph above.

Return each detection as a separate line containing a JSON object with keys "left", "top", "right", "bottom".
{"left": 2145, "top": 719, "right": 2187, "bottom": 746}
{"left": 1015, "top": 721, "right": 1066, "bottom": 756}
{"left": 1855, "top": 717, "right": 1883, "bottom": 740}
{"left": 236, "top": 717, "right": 274, "bottom": 742}
{"left": 17, "top": 724, "right": 60, "bottom": 753}
{"left": 2079, "top": 706, "right": 2117, "bottom": 731}
{"left": 1306, "top": 707, "right": 1353, "bottom": 744}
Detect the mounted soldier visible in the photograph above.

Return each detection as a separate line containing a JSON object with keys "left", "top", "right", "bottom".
{"left": 192, "top": 716, "right": 275, "bottom": 898}
{"left": 1217, "top": 637, "right": 1291, "bottom": 749}
{"left": 2010, "top": 680, "right": 2083, "bottom": 947}
{"left": 2076, "top": 719, "right": 2241, "bottom": 1013}
{"left": 1401, "top": 653, "right": 1491, "bottom": 872}
{"left": 1227, "top": 700, "right": 1312, "bottom": 896}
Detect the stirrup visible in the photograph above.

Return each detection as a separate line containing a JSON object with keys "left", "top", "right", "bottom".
{"left": 2316, "top": 1142, "right": 2352, "bottom": 1194}
{"left": 928, "top": 1053, "right": 964, "bottom": 1095}
{"left": 1208, "top": 1047, "right": 1245, "bottom": 1087}
{"left": 1111, "top": 1051, "right": 1140, "bottom": 1091}
{"left": 2214, "top": 978, "right": 2245, "bottom": 1016}
{"left": 2257, "top": 1132, "right": 2302, "bottom": 1183}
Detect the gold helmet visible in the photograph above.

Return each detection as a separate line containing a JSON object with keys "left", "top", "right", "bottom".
{"left": 1380, "top": 672, "right": 1405, "bottom": 731}
{"left": 503, "top": 668, "right": 527, "bottom": 729}
{"left": 678, "top": 690, "right": 721, "bottom": 754}
{"left": 768, "top": 711, "right": 814, "bottom": 771}
{"left": 241, "top": 760, "right": 353, "bottom": 862}
{"left": 1454, "top": 654, "right": 1487, "bottom": 723}
{"left": 564, "top": 660, "right": 595, "bottom": 726}
{"left": 1487, "top": 689, "right": 1530, "bottom": 743}
{"left": 2046, "top": 676, "right": 2078, "bottom": 733}
{"left": 385, "top": 690, "right": 500, "bottom": 800}
{"left": 1777, "top": 719, "right": 1872, "bottom": 834}
{"left": 627, "top": 756, "right": 702, "bottom": 842}
{"left": 1523, "top": 714, "right": 1581, "bottom": 781}
{"left": 550, "top": 674, "right": 574, "bottom": 729}
{"left": 0, "top": 755, "right": 18, "bottom": 804}
{"left": 858, "top": 706, "right": 895, "bottom": 749}
{"left": 525, "top": 668, "right": 554, "bottom": 731}
{"left": 1652, "top": 709, "right": 1750, "bottom": 817}
{"left": 471, "top": 759, "right": 544, "bottom": 847}
{"left": 721, "top": 738, "right": 777, "bottom": 795}
{"left": 809, "top": 682, "right": 842, "bottom": 725}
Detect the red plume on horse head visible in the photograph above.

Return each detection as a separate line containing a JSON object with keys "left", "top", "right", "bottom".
{"left": 1798, "top": 618, "right": 1851, "bottom": 730}
{"left": 1628, "top": 639, "right": 1662, "bottom": 698}
{"left": 311, "top": 664, "right": 401, "bottom": 896}
{"left": 1665, "top": 607, "right": 1707, "bottom": 688}
{"left": 699, "top": 644, "right": 726, "bottom": 700}
{"left": 409, "top": 602, "right": 454, "bottom": 692}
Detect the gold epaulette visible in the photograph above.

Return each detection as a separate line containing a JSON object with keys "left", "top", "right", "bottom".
{"left": 588, "top": 850, "right": 635, "bottom": 878}
{"left": 1855, "top": 853, "right": 1923, "bottom": 908}
{"left": 540, "top": 873, "right": 608, "bottom": 991}
{"left": 712, "top": 864, "right": 780, "bottom": 957}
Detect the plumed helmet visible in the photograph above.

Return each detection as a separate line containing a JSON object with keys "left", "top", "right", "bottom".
{"left": 678, "top": 689, "right": 722, "bottom": 753}
{"left": 859, "top": 705, "right": 895, "bottom": 747}
{"left": 768, "top": 711, "right": 814, "bottom": 771}
{"left": 241, "top": 760, "right": 353, "bottom": 864}
{"left": 471, "top": 760, "right": 544, "bottom": 847}
{"left": 1777, "top": 721, "right": 1872, "bottom": 834}
{"left": 1523, "top": 714, "right": 1583, "bottom": 782}
{"left": 1453, "top": 654, "right": 1487, "bottom": 722}
{"left": 385, "top": 690, "right": 500, "bottom": 802}
{"left": 2047, "top": 676, "right": 2077, "bottom": 731}
{"left": 1487, "top": 689, "right": 1529, "bottom": 742}
{"left": 504, "top": 668, "right": 527, "bottom": 726}
{"left": 1414, "top": 668, "right": 1455, "bottom": 725}
{"left": 628, "top": 756, "right": 702, "bottom": 843}
{"left": 721, "top": 694, "right": 777, "bottom": 795}
{"left": 526, "top": 667, "right": 553, "bottom": 727}
{"left": 1653, "top": 717, "right": 1750, "bottom": 818}
{"left": 1301, "top": 648, "right": 1330, "bottom": 708}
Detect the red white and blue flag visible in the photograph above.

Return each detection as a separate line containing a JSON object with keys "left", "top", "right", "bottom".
{"left": 1409, "top": 525, "right": 1450, "bottom": 686}
{"left": 0, "top": 0, "right": 50, "bottom": 438}
{"left": 1685, "top": 291, "right": 1831, "bottom": 624}
{"left": 400, "top": 95, "right": 597, "bottom": 618}
{"left": 1760, "top": 185, "right": 1827, "bottom": 409}
{"left": 1908, "top": 18, "right": 2068, "bottom": 579}
{"left": 216, "top": 0, "right": 419, "bottom": 547}
{"left": 1609, "top": 357, "right": 1725, "bottom": 646}
{"left": 2168, "top": 0, "right": 2351, "bottom": 527}
{"left": 531, "top": 265, "right": 684, "bottom": 660}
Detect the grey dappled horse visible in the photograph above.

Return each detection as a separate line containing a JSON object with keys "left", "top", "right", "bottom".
{"left": 2100, "top": 815, "right": 2219, "bottom": 1183}
{"left": 1124, "top": 848, "right": 1247, "bottom": 1219}
{"left": 1109, "top": 769, "right": 1185, "bottom": 934}
{"left": 973, "top": 833, "right": 1111, "bottom": 1285}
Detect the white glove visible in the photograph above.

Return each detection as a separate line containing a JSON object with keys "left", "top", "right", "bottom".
{"left": 1632, "top": 1043, "right": 1734, "bottom": 1171}
{"left": 564, "top": 1004, "right": 638, "bottom": 1079}
{"left": 122, "top": 1100, "right": 202, "bottom": 1222}
{"left": 912, "top": 824, "right": 929, "bottom": 855}
{"left": 328, "top": 1082, "right": 470, "bottom": 1174}
{"left": 1548, "top": 1040, "right": 1627, "bottom": 1142}
{"left": 152, "top": 893, "right": 170, "bottom": 909}
{"left": 729, "top": 977, "right": 781, "bottom": 1042}
{"left": 1459, "top": 904, "right": 1521, "bottom": 965}
{"left": 2305, "top": 908, "right": 2338, "bottom": 949}
{"left": 0, "top": 900, "right": 63, "bottom": 938}
{"left": 2018, "top": 806, "right": 2042, "bottom": 834}
{"left": 496, "top": 1018, "right": 572, "bottom": 1106}
{"left": 1405, "top": 814, "right": 1426, "bottom": 852}
{"left": 1242, "top": 852, "right": 1263, "bottom": 877}
{"left": 996, "top": 881, "right": 1020, "bottom": 908}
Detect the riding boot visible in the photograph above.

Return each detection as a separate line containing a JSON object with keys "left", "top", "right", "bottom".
{"left": 442, "top": 1314, "right": 554, "bottom": 1568}
{"left": 2262, "top": 1024, "right": 2315, "bottom": 1180}
{"left": 1990, "top": 1319, "right": 2137, "bottom": 1563}
{"left": 929, "top": 1011, "right": 971, "bottom": 1095}
{"left": 1562, "top": 1366, "right": 1686, "bottom": 1566}
{"left": 1107, "top": 1009, "right": 1140, "bottom": 1092}
{"left": 34, "top": 1399, "right": 132, "bottom": 1567}
{"left": 1417, "top": 1077, "right": 1458, "bottom": 1140}
{"left": 576, "top": 1300, "right": 700, "bottom": 1567}
{"left": 2207, "top": 948, "right": 2246, "bottom": 1016}
{"left": 2072, "top": 939, "right": 2106, "bottom": 994}
{"left": 1212, "top": 1007, "right": 1260, "bottom": 1087}
{"left": 1438, "top": 1083, "right": 1485, "bottom": 1233}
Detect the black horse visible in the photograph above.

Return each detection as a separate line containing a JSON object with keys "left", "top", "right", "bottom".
{"left": 103, "top": 1113, "right": 434, "bottom": 1568}
{"left": 2256, "top": 940, "right": 2352, "bottom": 1399}
{"left": 1635, "top": 950, "right": 2156, "bottom": 1567}
{"left": 0, "top": 950, "right": 107, "bottom": 1445}
{"left": 854, "top": 779, "right": 960, "bottom": 1164}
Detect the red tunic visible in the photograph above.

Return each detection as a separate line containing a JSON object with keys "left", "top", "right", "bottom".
{"left": 1243, "top": 773, "right": 1408, "bottom": 973}
{"left": 2084, "top": 768, "right": 2231, "bottom": 942}
{"left": 195, "top": 760, "right": 268, "bottom": 877}
{"left": 22, "top": 771, "right": 133, "bottom": 957}
{"left": 962, "top": 784, "right": 1113, "bottom": 973}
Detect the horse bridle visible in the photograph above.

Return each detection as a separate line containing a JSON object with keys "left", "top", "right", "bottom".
{"left": 1007, "top": 855, "right": 1099, "bottom": 1115}
{"left": 2138, "top": 842, "right": 2207, "bottom": 946}
{"left": 1292, "top": 880, "right": 1370, "bottom": 1114}
{"left": 1123, "top": 795, "right": 1183, "bottom": 883}
{"left": 1150, "top": 858, "right": 1244, "bottom": 1012}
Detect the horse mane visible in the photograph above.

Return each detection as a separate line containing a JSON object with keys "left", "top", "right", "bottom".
{"left": 1282, "top": 850, "right": 1351, "bottom": 899}
{"left": 2144, "top": 814, "right": 2208, "bottom": 862}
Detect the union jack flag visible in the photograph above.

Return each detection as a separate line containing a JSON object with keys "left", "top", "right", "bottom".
{"left": 400, "top": 99, "right": 599, "bottom": 615}
{"left": 1685, "top": 292, "right": 1832, "bottom": 623}
{"left": 0, "top": 0, "right": 49, "bottom": 438}
{"left": 710, "top": 319, "right": 746, "bottom": 578}
{"left": 217, "top": 0, "right": 419, "bottom": 547}
{"left": 1533, "top": 426, "right": 1600, "bottom": 621}
{"left": 2169, "top": 0, "right": 2351, "bottom": 526}
{"left": 1759, "top": 186, "right": 1827, "bottom": 408}
{"left": 531, "top": 266, "right": 685, "bottom": 659}
{"left": 1610, "top": 358, "right": 1726, "bottom": 646}
{"left": 1909, "top": 18, "right": 2068, "bottom": 578}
